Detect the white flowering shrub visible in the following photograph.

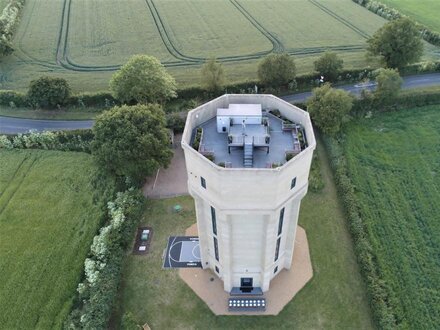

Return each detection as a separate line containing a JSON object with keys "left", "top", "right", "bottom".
{"left": 66, "top": 187, "right": 144, "bottom": 329}
{"left": 0, "top": 135, "right": 13, "bottom": 149}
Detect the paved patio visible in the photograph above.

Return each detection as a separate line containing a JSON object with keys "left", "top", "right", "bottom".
{"left": 179, "top": 223, "right": 313, "bottom": 315}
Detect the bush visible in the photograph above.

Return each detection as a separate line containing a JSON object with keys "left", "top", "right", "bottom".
{"left": 66, "top": 91, "right": 117, "bottom": 108}
{"left": 314, "top": 51, "right": 344, "bottom": 82}
{"left": 309, "top": 152, "right": 324, "bottom": 192}
{"left": 27, "top": 76, "right": 71, "bottom": 109}
{"left": 258, "top": 53, "right": 296, "bottom": 87}
{"left": 166, "top": 112, "right": 187, "bottom": 133}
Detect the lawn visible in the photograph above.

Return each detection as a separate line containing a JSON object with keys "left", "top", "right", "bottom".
{"left": 0, "top": 150, "right": 103, "bottom": 329}
{"left": 116, "top": 141, "right": 374, "bottom": 329}
{"left": 379, "top": 0, "right": 440, "bottom": 33}
{"left": 343, "top": 105, "right": 440, "bottom": 329}
{"left": 0, "top": 0, "right": 394, "bottom": 92}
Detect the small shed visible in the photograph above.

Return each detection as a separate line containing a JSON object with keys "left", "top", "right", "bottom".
{"left": 216, "top": 104, "right": 262, "bottom": 133}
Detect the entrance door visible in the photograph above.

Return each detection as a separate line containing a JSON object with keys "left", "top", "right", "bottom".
{"left": 240, "top": 277, "right": 253, "bottom": 292}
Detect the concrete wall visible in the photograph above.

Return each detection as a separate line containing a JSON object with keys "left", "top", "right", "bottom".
{"left": 182, "top": 94, "right": 315, "bottom": 292}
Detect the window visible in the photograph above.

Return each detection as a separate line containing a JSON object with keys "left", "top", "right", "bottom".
{"left": 215, "top": 266, "right": 220, "bottom": 274}
{"left": 291, "top": 177, "right": 297, "bottom": 189}
{"left": 214, "top": 237, "right": 219, "bottom": 261}
{"left": 278, "top": 208, "right": 285, "bottom": 236}
{"left": 201, "top": 177, "right": 206, "bottom": 189}
{"left": 211, "top": 206, "right": 217, "bottom": 235}
{"left": 274, "top": 237, "right": 281, "bottom": 261}
{"left": 274, "top": 266, "right": 278, "bottom": 274}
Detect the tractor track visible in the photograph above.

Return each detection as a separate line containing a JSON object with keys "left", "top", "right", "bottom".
{"left": 308, "top": 0, "right": 370, "bottom": 39}
{"left": 14, "top": 0, "right": 368, "bottom": 73}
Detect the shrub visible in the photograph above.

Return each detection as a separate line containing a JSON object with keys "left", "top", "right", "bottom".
{"left": 307, "top": 83, "right": 354, "bottom": 136}
{"left": 258, "top": 53, "right": 296, "bottom": 87}
{"left": 166, "top": 112, "right": 187, "bottom": 133}
{"left": 314, "top": 51, "right": 344, "bottom": 82}
{"left": 201, "top": 57, "right": 226, "bottom": 93}
{"left": 373, "top": 68, "right": 403, "bottom": 104}
{"left": 27, "top": 76, "right": 71, "bottom": 109}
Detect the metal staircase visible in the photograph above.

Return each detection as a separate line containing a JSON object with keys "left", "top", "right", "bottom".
{"left": 243, "top": 137, "right": 253, "bottom": 168}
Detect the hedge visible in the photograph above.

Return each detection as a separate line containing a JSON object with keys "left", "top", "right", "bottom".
{"left": 323, "top": 136, "right": 397, "bottom": 329}
{"left": 0, "top": 0, "right": 26, "bottom": 56}
{"left": 352, "top": 0, "right": 440, "bottom": 46}
{"left": 64, "top": 188, "right": 145, "bottom": 330}
{"left": 0, "top": 129, "right": 94, "bottom": 153}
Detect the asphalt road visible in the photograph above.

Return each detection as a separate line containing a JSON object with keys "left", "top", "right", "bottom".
{"left": 1, "top": 73, "right": 440, "bottom": 134}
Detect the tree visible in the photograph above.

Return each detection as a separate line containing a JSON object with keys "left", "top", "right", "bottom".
{"left": 27, "top": 76, "right": 71, "bottom": 108}
{"left": 257, "top": 53, "right": 296, "bottom": 87}
{"left": 367, "top": 18, "right": 423, "bottom": 69}
{"left": 110, "top": 55, "right": 177, "bottom": 104}
{"left": 314, "top": 51, "right": 343, "bottom": 82}
{"left": 92, "top": 104, "right": 173, "bottom": 184}
{"left": 307, "top": 83, "right": 353, "bottom": 136}
{"left": 374, "top": 68, "right": 403, "bottom": 103}
{"left": 201, "top": 57, "right": 225, "bottom": 93}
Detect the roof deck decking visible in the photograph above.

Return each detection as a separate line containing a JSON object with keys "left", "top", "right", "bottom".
{"left": 195, "top": 114, "right": 304, "bottom": 169}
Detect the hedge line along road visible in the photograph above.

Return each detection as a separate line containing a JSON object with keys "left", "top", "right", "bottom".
{"left": 1, "top": 73, "right": 440, "bottom": 134}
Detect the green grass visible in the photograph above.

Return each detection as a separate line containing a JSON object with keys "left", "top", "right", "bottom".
{"left": 0, "top": 150, "right": 103, "bottom": 329}
{"left": 0, "top": 0, "right": 408, "bottom": 92}
{"left": 343, "top": 105, "right": 440, "bottom": 329}
{"left": 116, "top": 141, "right": 374, "bottom": 329}
{"left": 0, "top": 105, "right": 102, "bottom": 120}
{"left": 379, "top": 0, "right": 440, "bottom": 33}
{"left": 0, "top": 0, "right": 8, "bottom": 11}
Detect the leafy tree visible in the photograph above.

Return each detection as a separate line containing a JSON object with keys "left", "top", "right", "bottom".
{"left": 27, "top": 76, "right": 71, "bottom": 109}
{"left": 201, "top": 57, "right": 225, "bottom": 93}
{"left": 92, "top": 104, "right": 173, "bottom": 184}
{"left": 367, "top": 18, "right": 423, "bottom": 69}
{"left": 374, "top": 68, "right": 403, "bottom": 103}
{"left": 257, "top": 53, "right": 296, "bottom": 87}
{"left": 110, "top": 55, "right": 177, "bottom": 104}
{"left": 307, "top": 83, "right": 353, "bottom": 136}
{"left": 314, "top": 51, "right": 344, "bottom": 81}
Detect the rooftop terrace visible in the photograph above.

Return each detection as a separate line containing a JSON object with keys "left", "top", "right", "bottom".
{"left": 191, "top": 107, "right": 307, "bottom": 169}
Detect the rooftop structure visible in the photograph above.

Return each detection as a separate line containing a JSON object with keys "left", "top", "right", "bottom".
{"left": 191, "top": 100, "right": 308, "bottom": 168}
{"left": 181, "top": 94, "right": 315, "bottom": 311}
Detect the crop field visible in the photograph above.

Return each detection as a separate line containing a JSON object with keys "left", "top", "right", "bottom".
{"left": 0, "top": 0, "right": 394, "bottom": 92}
{"left": 116, "top": 142, "right": 374, "bottom": 329}
{"left": 0, "top": 150, "right": 102, "bottom": 328}
{"left": 379, "top": 0, "right": 440, "bottom": 33}
{"left": 343, "top": 105, "right": 440, "bottom": 329}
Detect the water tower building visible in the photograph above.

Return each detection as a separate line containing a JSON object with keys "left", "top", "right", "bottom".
{"left": 181, "top": 94, "right": 315, "bottom": 294}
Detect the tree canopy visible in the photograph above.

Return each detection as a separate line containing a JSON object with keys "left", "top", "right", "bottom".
{"left": 314, "top": 51, "right": 344, "bottom": 82}
{"left": 200, "top": 57, "right": 225, "bottom": 93}
{"left": 27, "top": 76, "right": 71, "bottom": 109}
{"left": 307, "top": 83, "right": 353, "bottom": 136}
{"left": 110, "top": 55, "right": 177, "bottom": 104}
{"left": 257, "top": 53, "right": 296, "bottom": 87}
{"left": 374, "top": 68, "right": 403, "bottom": 103}
{"left": 92, "top": 104, "right": 173, "bottom": 184}
{"left": 367, "top": 18, "right": 423, "bottom": 69}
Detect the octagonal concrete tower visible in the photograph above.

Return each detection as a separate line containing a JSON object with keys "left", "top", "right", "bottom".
{"left": 181, "top": 94, "right": 315, "bottom": 293}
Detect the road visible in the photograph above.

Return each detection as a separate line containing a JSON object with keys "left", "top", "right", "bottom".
{"left": 1, "top": 73, "right": 440, "bottom": 134}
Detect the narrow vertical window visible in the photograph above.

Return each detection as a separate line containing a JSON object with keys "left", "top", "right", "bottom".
{"left": 214, "top": 237, "right": 219, "bottom": 261}
{"left": 215, "top": 266, "right": 220, "bottom": 274}
{"left": 274, "top": 266, "right": 278, "bottom": 274}
{"left": 211, "top": 206, "right": 217, "bottom": 235}
{"left": 201, "top": 177, "right": 206, "bottom": 189}
{"left": 274, "top": 237, "right": 281, "bottom": 261}
{"left": 278, "top": 207, "right": 285, "bottom": 236}
{"left": 291, "top": 177, "right": 297, "bottom": 189}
